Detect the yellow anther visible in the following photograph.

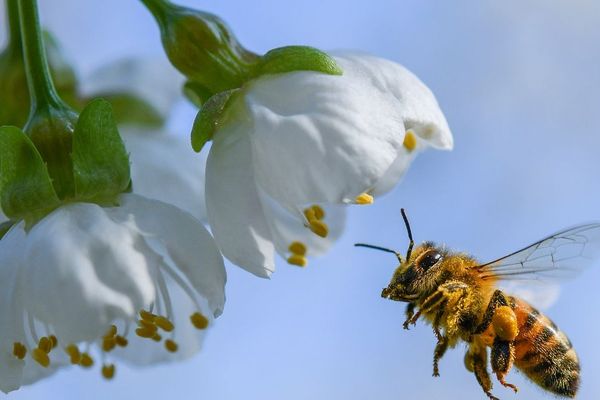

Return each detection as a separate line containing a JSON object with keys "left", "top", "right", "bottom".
{"left": 136, "top": 327, "right": 157, "bottom": 339}
{"left": 79, "top": 353, "right": 94, "bottom": 368}
{"left": 403, "top": 130, "right": 417, "bottom": 152}
{"left": 139, "top": 310, "right": 156, "bottom": 322}
{"left": 12, "top": 342, "right": 27, "bottom": 360}
{"left": 287, "top": 254, "right": 307, "bottom": 267}
{"left": 49, "top": 335, "right": 58, "bottom": 348}
{"left": 104, "top": 325, "right": 117, "bottom": 338}
{"left": 65, "top": 345, "right": 81, "bottom": 365}
{"left": 38, "top": 337, "right": 52, "bottom": 354}
{"left": 309, "top": 220, "right": 329, "bottom": 238}
{"left": 32, "top": 348, "right": 50, "bottom": 368}
{"left": 102, "top": 336, "right": 117, "bottom": 352}
{"left": 288, "top": 241, "right": 307, "bottom": 256}
{"left": 115, "top": 335, "right": 128, "bottom": 347}
{"left": 102, "top": 364, "right": 116, "bottom": 380}
{"left": 152, "top": 333, "right": 162, "bottom": 342}
{"left": 303, "top": 208, "right": 316, "bottom": 221}
{"left": 311, "top": 205, "right": 325, "bottom": 220}
{"left": 154, "top": 316, "right": 174, "bottom": 332}
{"left": 354, "top": 192, "right": 374, "bottom": 205}
{"left": 164, "top": 339, "right": 178, "bottom": 353}
{"left": 139, "top": 319, "right": 156, "bottom": 329}
{"left": 190, "top": 312, "right": 209, "bottom": 330}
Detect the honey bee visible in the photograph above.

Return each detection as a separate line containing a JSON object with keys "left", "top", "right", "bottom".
{"left": 356, "top": 210, "right": 600, "bottom": 400}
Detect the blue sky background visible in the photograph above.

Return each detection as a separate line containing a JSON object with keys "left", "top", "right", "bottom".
{"left": 2, "top": 0, "right": 600, "bottom": 399}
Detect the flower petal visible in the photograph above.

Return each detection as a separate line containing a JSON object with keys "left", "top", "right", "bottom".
{"left": 206, "top": 121, "right": 276, "bottom": 277}
{"left": 370, "top": 147, "right": 417, "bottom": 197}
{"left": 81, "top": 58, "right": 183, "bottom": 121}
{"left": 122, "top": 127, "right": 208, "bottom": 222}
{"left": 244, "top": 56, "right": 407, "bottom": 206}
{"left": 331, "top": 51, "right": 453, "bottom": 150}
{"left": 114, "top": 194, "right": 226, "bottom": 317}
{"left": 20, "top": 203, "right": 156, "bottom": 345}
{"left": 258, "top": 190, "right": 346, "bottom": 258}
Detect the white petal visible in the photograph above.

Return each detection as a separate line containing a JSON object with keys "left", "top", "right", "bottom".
{"left": 331, "top": 51, "right": 453, "bottom": 150}
{"left": 114, "top": 194, "right": 226, "bottom": 317}
{"left": 20, "top": 203, "right": 157, "bottom": 345}
{"left": 370, "top": 147, "right": 417, "bottom": 197}
{"left": 244, "top": 57, "right": 406, "bottom": 207}
{"left": 81, "top": 58, "right": 184, "bottom": 120}
{"left": 122, "top": 127, "right": 208, "bottom": 222}
{"left": 258, "top": 190, "right": 347, "bottom": 258}
{"left": 206, "top": 121, "right": 276, "bottom": 277}
{"left": 0, "top": 354, "right": 24, "bottom": 394}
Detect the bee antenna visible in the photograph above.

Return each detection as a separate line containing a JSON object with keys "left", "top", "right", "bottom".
{"left": 401, "top": 208, "right": 414, "bottom": 261}
{"left": 354, "top": 243, "right": 403, "bottom": 263}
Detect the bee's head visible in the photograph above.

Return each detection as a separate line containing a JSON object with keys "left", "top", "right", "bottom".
{"left": 381, "top": 243, "right": 445, "bottom": 301}
{"left": 355, "top": 209, "right": 446, "bottom": 302}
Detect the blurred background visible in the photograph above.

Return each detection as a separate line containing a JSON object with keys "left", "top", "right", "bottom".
{"left": 2, "top": 0, "right": 600, "bottom": 399}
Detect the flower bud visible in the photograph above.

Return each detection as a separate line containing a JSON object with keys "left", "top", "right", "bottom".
{"left": 141, "top": 0, "right": 258, "bottom": 98}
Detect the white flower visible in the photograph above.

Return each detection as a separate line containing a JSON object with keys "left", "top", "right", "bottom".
{"left": 206, "top": 51, "right": 452, "bottom": 277}
{"left": 0, "top": 194, "right": 225, "bottom": 393}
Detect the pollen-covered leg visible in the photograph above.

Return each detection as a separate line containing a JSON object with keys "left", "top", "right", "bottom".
{"left": 491, "top": 338, "right": 518, "bottom": 393}
{"left": 432, "top": 335, "right": 448, "bottom": 377}
{"left": 421, "top": 281, "right": 468, "bottom": 315}
{"left": 474, "top": 290, "right": 511, "bottom": 335}
{"left": 466, "top": 344, "right": 499, "bottom": 400}
{"left": 403, "top": 303, "right": 418, "bottom": 329}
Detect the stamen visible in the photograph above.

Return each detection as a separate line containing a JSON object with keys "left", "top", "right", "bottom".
{"left": 288, "top": 241, "right": 307, "bottom": 256}
{"left": 105, "top": 325, "right": 117, "bottom": 338}
{"left": 80, "top": 352, "right": 94, "bottom": 368}
{"left": 12, "top": 342, "right": 27, "bottom": 360}
{"left": 102, "top": 336, "right": 117, "bottom": 352}
{"left": 309, "top": 220, "right": 329, "bottom": 238}
{"left": 139, "top": 319, "right": 156, "bottom": 329}
{"left": 152, "top": 333, "right": 162, "bottom": 342}
{"left": 403, "top": 130, "right": 417, "bottom": 152}
{"left": 165, "top": 339, "right": 178, "bottom": 353}
{"left": 38, "top": 337, "right": 52, "bottom": 354}
{"left": 190, "top": 312, "right": 209, "bottom": 330}
{"left": 140, "top": 310, "right": 157, "bottom": 322}
{"left": 155, "top": 268, "right": 175, "bottom": 329}
{"left": 303, "top": 208, "right": 316, "bottom": 221}
{"left": 136, "top": 326, "right": 157, "bottom": 339}
{"left": 102, "top": 364, "right": 116, "bottom": 380}
{"left": 115, "top": 335, "right": 128, "bottom": 347}
{"left": 154, "top": 316, "right": 174, "bottom": 332}
{"left": 287, "top": 254, "right": 307, "bottom": 267}
{"left": 312, "top": 205, "right": 325, "bottom": 220}
{"left": 31, "top": 348, "right": 50, "bottom": 367}
{"left": 65, "top": 344, "right": 81, "bottom": 364}
{"left": 354, "top": 192, "right": 374, "bottom": 205}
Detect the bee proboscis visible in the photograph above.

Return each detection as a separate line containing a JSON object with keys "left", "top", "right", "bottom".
{"left": 356, "top": 210, "right": 600, "bottom": 400}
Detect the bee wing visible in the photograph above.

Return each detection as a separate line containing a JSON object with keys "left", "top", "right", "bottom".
{"left": 476, "top": 223, "right": 600, "bottom": 283}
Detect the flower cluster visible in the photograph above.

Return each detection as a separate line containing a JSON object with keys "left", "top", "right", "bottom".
{"left": 0, "top": 0, "right": 453, "bottom": 392}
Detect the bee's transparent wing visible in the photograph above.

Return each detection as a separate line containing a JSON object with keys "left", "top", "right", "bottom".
{"left": 476, "top": 223, "right": 600, "bottom": 309}
{"left": 476, "top": 223, "right": 600, "bottom": 282}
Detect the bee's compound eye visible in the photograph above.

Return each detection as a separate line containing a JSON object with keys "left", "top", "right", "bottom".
{"left": 417, "top": 250, "right": 442, "bottom": 271}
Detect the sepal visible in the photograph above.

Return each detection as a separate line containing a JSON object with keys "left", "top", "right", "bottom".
{"left": 191, "top": 89, "right": 239, "bottom": 152}
{"left": 72, "top": 99, "right": 131, "bottom": 201}
{"left": 0, "top": 126, "right": 60, "bottom": 222}
{"left": 255, "top": 46, "right": 343, "bottom": 77}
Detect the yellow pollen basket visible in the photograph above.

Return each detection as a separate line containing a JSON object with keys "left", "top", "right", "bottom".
{"left": 31, "top": 348, "right": 50, "bottom": 368}
{"left": 190, "top": 312, "right": 209, "bottom": 330}
{"left": 12, "top": 342, "right": 27, "bottom": 360}
{"left": 354, "top": 192, "right": 374, "bottom": 205}
{"left": 403, "top": 130, "right": 417, "bottom": 152}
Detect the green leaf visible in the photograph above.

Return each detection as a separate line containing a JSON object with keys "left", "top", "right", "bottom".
{"left": 256, "top": 46, "right": 343, "bottom": 77}
{"left": 72, "top": 99, "right": 130, "bottom": 200}
{"left": 191, "top": 89, "right": 239, "bottom": 152}
{"left": 0, "top": 125, "right": 60, "bottom": 220}
{"left": 91, "top": 92, "right": 164, "bottom": 127}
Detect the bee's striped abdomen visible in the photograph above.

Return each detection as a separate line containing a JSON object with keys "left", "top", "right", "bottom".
{"left": 510, "top": 297, "right": 579, "bottom": 398}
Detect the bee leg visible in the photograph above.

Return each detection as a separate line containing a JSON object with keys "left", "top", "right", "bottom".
{"left": 491, "top": 338, "right": 519, "bottom": 393}
{"left": 473, "top": 290, "right": 509, "bottom": 335}
{"left": 421, "top": 281, "right": 468, "bottom": 314}
{"left": 432, "top": 306, "right": 448, "bottom": 377}
{"left": 466, "top": 346, "right": 499, "bottom": 400}
{"left": 403, "top": 303, "right": 418, "bottom": 329}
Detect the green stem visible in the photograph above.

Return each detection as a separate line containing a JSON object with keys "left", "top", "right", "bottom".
{"left": 17, "top": 0, "right": 63, "bottom": 111}
{"left": 6, "top": 0, "right": 22, "bottom": 52}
